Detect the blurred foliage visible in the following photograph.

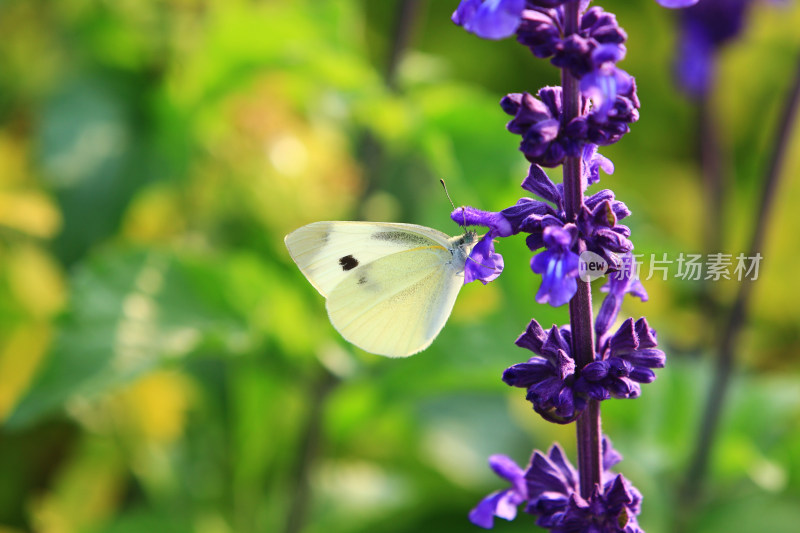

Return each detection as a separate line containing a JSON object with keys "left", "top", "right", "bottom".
{"left": 0, "top": 1, "right": 799, "bottom": 532}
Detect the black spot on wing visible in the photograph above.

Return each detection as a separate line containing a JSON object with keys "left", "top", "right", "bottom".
{"left": 357, "top": 275, "right": 368, "bottom": 285}
{"left": 339, "top": 255, "right": 359, "bottom": 271}
{"left": 371, "top": 231, "right": 430, "bottom": 246}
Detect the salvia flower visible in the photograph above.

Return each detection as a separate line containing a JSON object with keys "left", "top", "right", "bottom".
{"left": 503, "top": 319, "right": 583, "bottom": 423}
{"left": 471, "top": 437, "right": 644, "bottom": 531}
{"left": 528, "top": 438, "right": 642, "bottom": 532}
{"left": 552, "top": 475, "right": 644, "bottom": 533}
{"left": 504, "top": 316, "right": 665, "bottom": 421}
{"left": 531, "top": 225, "right": 581, "bottom": 306}
{"left": 469, "top": 454, "right": 530, "bottom": 528}
{"left": 581, "top": 318, "right": 666, "bottom": 401}
{"left": 452, "top": 159, "right": 629, "bottom": 307}
{"left": 501, "top": 86, "right": 639, "bottom": 167}
{"left": 466, "top": 232, "right": 505, "bottom": 285}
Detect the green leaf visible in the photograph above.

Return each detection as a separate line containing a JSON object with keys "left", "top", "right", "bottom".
{"left": 5, "top": 249, "right": 246, "bottom": 429}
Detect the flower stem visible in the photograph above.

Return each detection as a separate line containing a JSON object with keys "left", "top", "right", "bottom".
{"left": 681, "top": 55, "right": 800, "bottom": 511}
{"left": 562, "top": 0, "right": 601, "bottom": 499}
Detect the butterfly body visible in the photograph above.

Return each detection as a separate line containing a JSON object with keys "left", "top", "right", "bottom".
{"left": 285, "top": 221, "right": 478, "bottom": 357}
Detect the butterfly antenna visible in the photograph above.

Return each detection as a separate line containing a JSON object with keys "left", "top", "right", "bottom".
{"left": 439, "top": 179, "right": 469, "bottom": 230}
{"left": 439, "top": 179, "right": 456, "bottom": 211}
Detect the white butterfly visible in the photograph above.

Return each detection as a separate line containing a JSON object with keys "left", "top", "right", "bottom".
{"left": 284, "top": 221, "right": 480, "bottom": 357}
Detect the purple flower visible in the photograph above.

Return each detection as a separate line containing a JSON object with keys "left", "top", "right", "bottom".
{"left": 451, "top": 206, "right": 514, "bottom": 237}
{"left": 553, "top": 474, "right": 644, "bottom": 533}
{"left": 524, "top": 443, "right": 580, "bottom": 527}
{"left": 504, "top": 316, "right": 664, "bottom": 420}
{"left": 581, "top": 65, "right": 634, "bottom": 121}
{"left": 501, "top": 86, "right": 638, "bottom": 167}
{"left": 503, "top": 319, "right": 584, "bottom": 423}
{"left": 580, "top": 318, "right": 666, "bottom": 400}
{"left": 528, "top": 438, "right": 642, "bottom": 532}
{"left": 517, "top": 2, "right": 627, "bottom": 79}
{"left": 578, "top": 190, "right": 634, "bottom": 270}
{"left": 452, "top": 0, "right": 526, "bottom": 40}
{"left": 472, "top": 437, "right": 644, "bottom": 530}
{"left": 583, "top": 143, "right": 615, "bottom": 186}
{"left": 674, "top": 0, "right": 783, "bottom": 96}
{"left": 596, "top": 252, "right": 648, "bottom": 340}
{"left": 531, "top": 225, "right": 580, "bottom": 306}
{"left": 469, "top": 454, "right": 530, "bottom": 528}
{"left": 451, "top": 157, "right": 630, "bottom": 308}
{"left": 466, "top": 233, "right": 505, "bottom": 284}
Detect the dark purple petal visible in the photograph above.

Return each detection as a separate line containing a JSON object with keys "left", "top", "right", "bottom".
{"left": 609, "top": 318, "right": 638, "bottom": 355}
{"left": 608, "top": 357, "right": 633, "bottom": 378}
{"left": 500, "top": 198, "right": 556, "bottom": 234}
{"left": 522, "top": 164, "right": 562, "bottom": 206}
{"left": 581, "top": 361, "right": 609, "bottom": 381}
{"left": 624, "top": 348, "right": 666, "bottom": 369}
{"left": 547, "top": 443, "right": 578, "bottom": 490}
{"left": 503, "top": 359, "right": 554, "bottom": 387}
{"left": 594, "top": 292, "right": 621, "bottom": 341}
{"left": 629, "top": 367, "right": 656, "bottom": 383}
{"left": 634, "top": 317, "right": 658, "bottom": 348}
{"left": 526, "top": 449, "right": 575, "bottom": 496}
{"left": 515, "top": 318, "right": 548, "bottom": 354}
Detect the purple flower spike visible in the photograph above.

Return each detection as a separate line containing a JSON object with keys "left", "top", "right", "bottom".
{"left": 469, "top": 454, "right": 529, "bottom": 529}
{"left": 466, "top": 233, "right": 505, "bottom": 285}
{"left": 531, "top": 225, "right": 580, "bottom": 307}
{"left": 452, "top": 0, "right": 526, "bottom": 40}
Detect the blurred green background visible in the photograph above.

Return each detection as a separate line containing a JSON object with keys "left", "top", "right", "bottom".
{"left": 1, "top": 1, "right": 799, "bottom": 532}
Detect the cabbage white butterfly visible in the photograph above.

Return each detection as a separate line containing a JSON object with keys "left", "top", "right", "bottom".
{"left": 284, "top": 221, "right": 480, "bottom": 357}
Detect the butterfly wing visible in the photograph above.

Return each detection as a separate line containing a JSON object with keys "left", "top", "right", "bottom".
{"left": 325, "top": 245, "right": 464, "bottom": 357}
{"left": 284, "top": 221, "right": 453, "bottom": 296}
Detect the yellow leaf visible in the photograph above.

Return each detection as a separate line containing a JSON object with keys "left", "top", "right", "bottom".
{"left": 0, "top": 324, "right": 53, "bottom": 421}
{"left": 5, "top": 245, "right": 66, "bottom": 319}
